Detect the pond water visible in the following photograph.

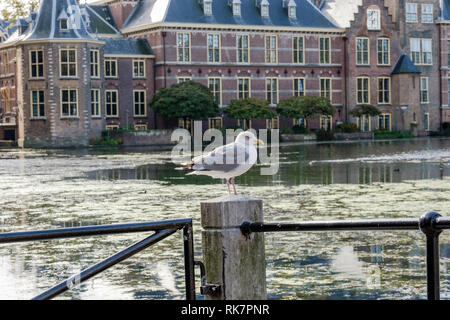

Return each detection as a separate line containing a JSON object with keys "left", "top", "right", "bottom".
{"left": 0, "top": 137, "right": 449, "bottom": 300}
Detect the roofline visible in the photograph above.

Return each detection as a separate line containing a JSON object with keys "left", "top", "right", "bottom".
{"left": 121, "top": 22, "right": 346, "bottom": 34}
{"left": 85, "top": 5, "right": 121, "bottom": 35}
{"left": 0, "top": 38, "right": 105, "bottom": 49}
{"left": 104, "top": 54, "right": 155, "bottom": 58}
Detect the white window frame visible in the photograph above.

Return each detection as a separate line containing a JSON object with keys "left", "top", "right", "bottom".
{"left": 421, "top": 4, "right": 433, "bottom": 23}
{"left": 406, "top": 3, "right": 418, "bottom": 22}
{"left": 133, "top": 90, "right": 147, "bottom": 117}
{"left": 367, "top": 8, "right": 380, "bottom": 30}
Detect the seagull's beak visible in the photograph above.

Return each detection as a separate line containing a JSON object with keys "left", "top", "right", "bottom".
{"left": 256, "top": 139, "right": 264, "bottom": 145}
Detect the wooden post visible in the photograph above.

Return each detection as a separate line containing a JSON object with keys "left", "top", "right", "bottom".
{"left": 201, "top": 195, "right": 266, "bottom": 300}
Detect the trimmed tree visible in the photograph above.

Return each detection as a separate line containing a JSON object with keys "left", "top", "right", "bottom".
{"left": 149, "top": 80, "right": 219, "bottom": 128}
{"left": 277, "top": 95, "right": 335, "bottom": 128}
{"left": 349, "top": 104, "right": 382, "bottom": 118}
{"left": 223, "top": 98, "right": 277, "bottom": 129}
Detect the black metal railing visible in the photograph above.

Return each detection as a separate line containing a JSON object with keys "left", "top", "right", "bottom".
{"left": 240, "top": 211, "right": 450, "bottom": 300}
{"left": 0, "top": 218, "right": 196, "bottom": 300}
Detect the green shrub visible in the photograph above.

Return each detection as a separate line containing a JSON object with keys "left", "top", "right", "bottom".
{"left": 443, "top": 123, "right": 450, "bottom": 136}
{"left": 335, "top": 123, "right": 359, "bottom": 133}
{"left": 374, "top": 130, "right": 413, "bottom": 139}
{"left": 316, "top": 129, "right": 335, "bottom": 141}
{"left": 292, "top": 125, "right": 308, "bottom": 134}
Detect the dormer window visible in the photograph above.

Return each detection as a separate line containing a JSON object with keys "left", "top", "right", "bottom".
{"left": 259, "top": 0, "right": 269, "bottom": 17}
{"left": 204, "top": 0, "right": 212, "bottom": 15}
{"left": 289, "top": 6, "right": 296, "bottom": 18}
{"left": 60, "top": 19, "right": 68, "bottom": 30}
{"left": 232, "top": 0, "right": 241, "bottom": 16}
{"left": 285, "top": 0, "right": 297, "bottom": 18}
{"left": 261, "top": 5, "right": 269, "bottom": 17}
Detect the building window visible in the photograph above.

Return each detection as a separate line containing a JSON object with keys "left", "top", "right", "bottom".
{"left": 177, "top": 33, "right": 191, "bottom": 62}
{"left": 237, "top": 119, "right": 252, "bottom": 130}
{"left": 134, "top": 124, "right": 148, "bottom": 131}
{"left": 266, "top": 78, "right": 278, "bottom": 105}
{"left": 208, "top": 117, "right": 223, "bottom": 129}
{"left": 293, "top": 78, "right": 305, "bottom": 96}
{"left": 91, "top": 89, "right": 100, "bottom": 117}
{"left": 208, "top": 77, "right": 221, "bottom": 105}
{"left": 60, "top": 18, "right": 68, "bottom": 30}
{"left": 410, "top": 38, "right": 432, "bottom": 65}
{"left": 265, "top": 35, "right": 277, "bottom": 63}
{"left": 60, "top": 49, "right": 77, "bottom": 77}
{"left": 178, "top": 77, "right": 192, "bottom": 83}
{"left": 293, "top": 36, "right": 304, "bottom": 64}
{"left": 448, "top": 79, "right": 450, "bottom": 106}
{"left": 233, "top": 3, "right": 241, "bottom": 16}
{"left": 207, "top": 34, "right": 221, "bottom": 63}
{"left": 204, "top": 1, "right": 212, "bottom": 15}
{"left": 357, "top": 77, "right": 370, "bottom": 104}
{"left": 266, "top": 116, "right": 279, "bottom": 129}
{"left": 31, "top": 90, "right": 45, "bottom": 118}
{"left": 424, "top": 112, "right": 430, "bottom": 131}
{"left": 421, "top": 39, "right": 432, "bottom": 65}
{"left": 320, "top": 116, "right": 332, "bottom": 131}
{"left": 134, "top": 90, "right": 146, "bottom": 117}
{"left": 406, "top": 3, "right": 418, "bottom": 22}
{"left": 356, "top": 38, "right": 369, "bottom": 65}
{"left": 61, "top": 89, "right": 78, "bottom": 117}
{"left": 133, "top": 59, "right": 145, "bottom": 78}
{"left": 238, "top": 77, "right": 250, "bottom": 99}
{"left": 30, "top": 50, "right": 44, "bottom": 78}
{"left": 237, "top": 35, "right": 249, "bottom": 63}
{"left": 448, "top": 41, "right": 450, "bottom": 67}
{"left": 367, "top": 9, "right": 380, "bottom": 30}
{"left": 261, "top": 4, "right": 269, "bottom": 17}
{"left": 105, "top": 58, "right": 117, "bottom": 77}
{"left": 378, "top": 77, "right": 390, "bottom": 104}
{"left": 422, "top": 4, "right": 433, "bottom": 23}
{"left": 320, "top": 78, "right": 332, "bottom": 103}
{"left": 106, "top": 124, "right": 120, "bottom": 131}
{"left": 90, "top": 49, "right": 99, "bottom": 78}
{"left": 420, "top": 77, "right": 429, "bottom": 104}
{"left": 178, "top": 118, "right": 193, "bottom": 131}
{"left": 1, "top": 52, "right": 8, "bottom": 74}
{"left": 105, "top": 90, "right": 119, "bottom": 117}
{"left": 319, "top": 37, "right": 331, "bottom": 64}
{"left": 379, "top": 113, "right": 391, "bottom": 131}
{"left": 289, "top": 6, "right": 296, "bottom": 19}
{"left": 377, "top": 38, "right": 390, "bottom": 65}
{"left": 411, "top": 38, "right": 421, "bottom": 63}
{"left": 358, "top": 115, "right": 371, "bottom": 132}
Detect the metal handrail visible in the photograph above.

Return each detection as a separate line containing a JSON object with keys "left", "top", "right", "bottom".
{"left": 241, "top": 212, "right": 449, "bottom": 300}
{"left": 0, "top": 219, "right": 196, "bottom": 300}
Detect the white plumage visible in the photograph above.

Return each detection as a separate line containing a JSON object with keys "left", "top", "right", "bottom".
{"left": 185, "top": 131, "right": 263, "bottom": 194}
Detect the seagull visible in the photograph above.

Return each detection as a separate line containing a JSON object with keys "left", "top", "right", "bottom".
{"left": 183, "top": 131, "right": 264, "bottom": 195}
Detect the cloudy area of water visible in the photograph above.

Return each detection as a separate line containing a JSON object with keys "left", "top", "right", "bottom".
{"left": 0, "top": 137, "right": 449, "bottom": 300}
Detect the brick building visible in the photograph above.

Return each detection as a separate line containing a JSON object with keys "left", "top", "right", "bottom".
{"left": 438, "top": 0, "right": 450, "bottom": 124}
{"left": 0, "top": 0, "right": 154, "bottom": 147}
{"left": 321, "top": 0, "right": 442, "bottom": 134}
{"left": 0, "top": 0, "right": 449, "bottom": 147}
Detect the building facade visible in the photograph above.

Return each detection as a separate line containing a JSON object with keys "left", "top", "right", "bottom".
{"left": 0, "top": 0, "right": 449, "bottom": 147}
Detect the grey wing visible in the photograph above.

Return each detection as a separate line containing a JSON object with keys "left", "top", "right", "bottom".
{"left": 192, "top": 143, "right": 249, "bottom": 172}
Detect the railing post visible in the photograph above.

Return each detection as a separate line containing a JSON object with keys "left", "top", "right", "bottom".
{"left": 200, "top": 195, "right": 266, "bottom": 300}
{"left": 419, "top": 211, "right": 442, "bottom": 301}
{"left": 183, "top": 222, "right": 196, "bottom": 300}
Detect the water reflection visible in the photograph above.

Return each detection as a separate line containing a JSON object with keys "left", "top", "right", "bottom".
{"left": 0, "top": 138, "right": 449, "bottom": 300}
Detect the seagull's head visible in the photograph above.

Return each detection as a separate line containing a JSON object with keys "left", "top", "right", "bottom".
{"left": 235, "top": 131, "right": 264, "bottom": 146}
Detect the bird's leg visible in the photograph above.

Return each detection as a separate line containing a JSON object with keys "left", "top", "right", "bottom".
{"left": 231, "top": 178, "right": 237, "bottom": 195}
{"left": 226, "top": 178, "right": 231, "bottom": 194}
